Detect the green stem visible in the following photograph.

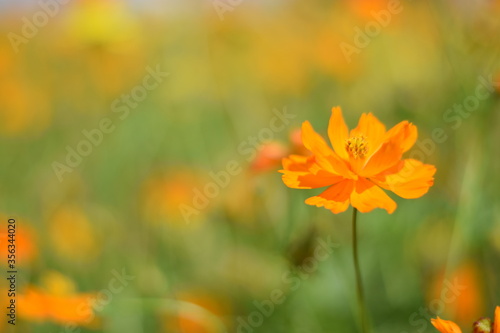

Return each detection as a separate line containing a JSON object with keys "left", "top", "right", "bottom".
{"left": 352, "top": 208, "right": 369, "bottom": 333}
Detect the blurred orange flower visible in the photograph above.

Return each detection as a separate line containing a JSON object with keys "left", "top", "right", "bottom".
{"left": 142, "top": 170, "right": 205, "bottom": 225}
{"left": 428, "top": 262, "right": 484, "bottom": 325}
{"left": 18, "top": 271, "right": 97, "bottom": 326}
{"left": 250, "top": 129, "right": 308, "bottom": 173}
{"left": 279, "top": 107, "right": 436, "bottom": 213}
{"left": 0, "top": 222, "right": 37, "bottom": 266}
{"left": 431, "top": 306, "right": 499, "bottom": 333}
{"left": 250, "top": 127, "right": 309, "bottom": 174}
{"left": 289, "top": 128, "right": 307, "bottom": 155}
{"left": 346, "top": 0, "right": 393, "bottom": 20}
{"left": 313, "top": 28, "right": 362, "bottom": 81}
{"left": 0, "top": 79, "right": 51, "bottom": 136}
{"left": 19, "top": 288, "right": 94, "bottom": 324}
{"left": 251, "top": 142, "right": 288, "bottom": 172}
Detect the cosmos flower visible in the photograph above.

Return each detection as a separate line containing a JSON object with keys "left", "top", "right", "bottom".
{"left": 431, "top": 306, "right": 499, "bottom": 333}
{"left": 428, "top": 263, "right": 484, "bottom": 324}
{"left": 0, "top": 222, "right": 36, "bottom": 266}
{"left": 18, "top": 271, "right": 97, "bottom": 325}
{"left": 279, "top": 107, "right": 436, "bottom": 214}
{"left": 250, "top": 142, "right": 289, "bottom": 173}
{"left": 250, "top": 128, "right": 307, "bottom": 173}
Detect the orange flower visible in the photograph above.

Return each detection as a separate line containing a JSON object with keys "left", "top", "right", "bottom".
{"left": 142, "top": 170, "right": 206, "bottom": 225}
{"left": 19, "top": 287, "right": 94, "bottom": 324}
{"left": 250, "top": 129, "right": 307, "bottom": 173}
{"left": 18, "top": 272, "right": 97, "bottom": 326}
{"left": 496, "top": 307, "right": 500, "bottom": 333}
{"left": 346, "top": 0, "right": 394, "bottom": 21}
{"left": 251, "top": 142, "right": 288, "bottom": 172}
{"left": 427, "top": 262, "right": 484, "bottom": 324}
{"left": 0, "top": 223, "right": 37, "bottom": 266}
{"left": 431, "top": 306, "right": 500, "bottom": 333}
{"left": 289, "top": 128, "right": 308, "bottom": 155}
{"left": 279, "top": 107, "right": 436, "bottom": 214}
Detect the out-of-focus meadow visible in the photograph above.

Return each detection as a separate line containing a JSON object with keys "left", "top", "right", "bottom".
{"left": 0, "top": 0, "right": 499, "bottom": 332}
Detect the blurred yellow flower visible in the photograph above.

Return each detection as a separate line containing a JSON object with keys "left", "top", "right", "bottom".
{"left": 64, "top": 0, "right": 140, "bottom": 50}
{"left": 48, "top": 206, "right": 100, "bottom": 262}
{"left": 0, "top": 39, "right": 52, "bottom": 136}
{"left": 55, "top": 0, "right": 146, "bottom": 101}
{"left": 251, "top": 18, "right": 309, "bottom": 93}
{"left": 313, "top": 27, "right": 362, "bottom": 81}
{"left": 0, "top": 77, "right": 51, "bottom": 136}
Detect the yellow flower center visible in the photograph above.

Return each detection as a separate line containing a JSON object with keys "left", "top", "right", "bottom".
{"left": 345, "top": 135, "right": 368, "bottom": 159}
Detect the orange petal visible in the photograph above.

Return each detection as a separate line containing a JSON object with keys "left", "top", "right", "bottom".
{"left": 251, "top": 142, "right": 288, "bottom": 172}
{"left": 280, "top": 155, "right": 344, "bottom": 189}
{"left": 306, "top": 196, "right": 350, "bottom": 214}
{"left": 373, "top": 159, "right": 436, "bottom": 199}
{"left": 349, "top": 112, "right": 386, "bottom": 157}
{"left": 385, "top": 120, "right": 418, "bottom": 153}
{"left": 49, "top": 295, "right": 94, "bottom": 324}
{"left": 18, "top": 288, "right": 49, "bottom": 321}
{"left": 360, "top": 140, "right": 402, "bottom": 178}
{"left": 301, "top": 121, "right": 353, "bottom": 177}
{"left": 281, "top": 171, "right": 343, "bottom": 189}
{"left": 328, "top": 106, "right": 349, "bottom": 160}
{"left": 305, "top": 179, "right": 354, "bottom": 214}
{"left": 282, "top": 155, "right": 316, "bottom": 172}
{"left": 431, "top": 317, "right": 462, "bottom": 333}
{"left": 302, "top": 121, "right": 333, "bottom": 158}
{"left": 281, "top": 170, "right": 344, "bottom": 190}
{"left": 494, "top": 306, "right": 500, "bottom": 333}
{"left": 350, "top": 179, "right": 396, "bottom": 213}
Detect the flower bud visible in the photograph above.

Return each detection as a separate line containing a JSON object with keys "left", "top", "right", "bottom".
{"left": 473, "top": 317, "right": 492, "bottom": 333}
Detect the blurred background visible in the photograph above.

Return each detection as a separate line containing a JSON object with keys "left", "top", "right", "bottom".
{"left": 0, "top": 0, "right": 499, "bottom": 332}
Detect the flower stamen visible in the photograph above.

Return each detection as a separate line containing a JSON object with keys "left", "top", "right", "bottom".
{"left": 345, "top": 135, "right": 368, "bottom": 159}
